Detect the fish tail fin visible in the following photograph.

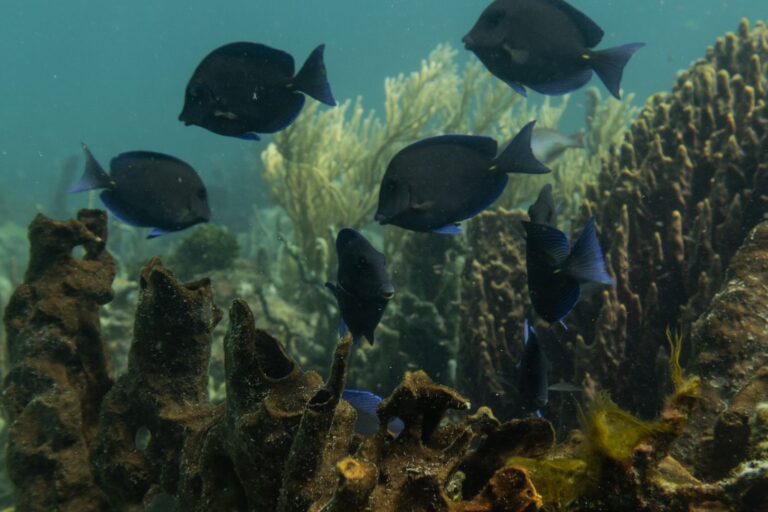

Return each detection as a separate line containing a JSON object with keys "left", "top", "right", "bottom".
{"left": 494, "top": 121, "right": 550, "bottom": 175}
{"left": 589, "top": 43, "right": 645, "bottom": 99}
{"left": 293, "top": 44, "right": 336, "bottom": 106}
{"left": 563, "top": 218, "right": 613, "bottom": 285}
{"left": 70, "top": 144, "right": 113, "bottom": 193}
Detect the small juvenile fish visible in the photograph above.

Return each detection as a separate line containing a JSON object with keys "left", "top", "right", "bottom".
{"left": 70, "top": 145, "right": 210, "bottom": 238}
{"left": 518, "top": 319, "right": 549, "bottom": 414}
{"left": 531, "top": 128, "right": 584, "bottom": 164}
{"left": 527, "top": 184, "right": 557, "bottom": 227}
{"left": 342, "top": 389, "right": 404, "bottom": 437}
{"left": 375, "top": 121, "right": 549, "bottom": 234}
{"left": 179, "top": 42, "right": 336, "bottom": 140}
{"left": 463, "top": 0, "right": 644, "bottom": 98}
{"left": 326, "top": 229, "right": 394, "bottom": 345}
{"left": 522, "top": 217, "right": 612, "bottom": 325}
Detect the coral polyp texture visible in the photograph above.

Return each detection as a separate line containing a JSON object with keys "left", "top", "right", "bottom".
{"left": 574, "top": 19, "right": 768, "bottom": 417}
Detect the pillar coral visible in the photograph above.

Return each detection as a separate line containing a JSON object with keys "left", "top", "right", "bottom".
{"left": 572, "top": 18, "right": 768, "bottom": 416}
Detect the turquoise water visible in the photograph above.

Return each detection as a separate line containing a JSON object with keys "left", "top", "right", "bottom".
{"left": 0, "top": 1, "right": 764, "bottom": 224}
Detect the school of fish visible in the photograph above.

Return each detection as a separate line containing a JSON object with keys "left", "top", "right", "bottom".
{"left": 70, "top": 0, "right": 637, "bottom": 432}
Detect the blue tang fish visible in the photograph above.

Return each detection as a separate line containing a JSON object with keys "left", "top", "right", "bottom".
{"left": 326, "top": 229, "right": 394, "bottom": 345}
{"left": 522, "top": 217, "right": 612, "bottom": 325}
{"left": 342, "top": 390, "right": 404, "bottom": 437}
{"left": 518, "top": 319, "right": 549, "bottom": 415}
{"left": 463, "top": 0, "right": 644, "bottom": 99}
{"left": 375, "top": 121, "right": 549, "bottom": 234}
{"left": 70, "top": 145, "right": 210, "bottom": 239}
{"left": 179, "top": 43, "right": 336, "bottom": 140}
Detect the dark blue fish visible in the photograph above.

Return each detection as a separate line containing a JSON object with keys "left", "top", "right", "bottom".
{"left": 522, "top": 217, "right": 612, "bottom": 325}
{"left": 463, "top": 0, "right": 644, "bottom": 99}
{"left": 527, "top": 184, "right": 557, "bottom": 227}
{"left": 342, "top": 389, "right": 404, "bottom": 437}
{"left": 325, "top": 229, "right": 394, "bottom": 345}
{"left": 375, "top": 121, "right": 549, "bottom": 234}
{"left": 518, "top": 319, "right": 549, "bottom": 414}
{"left": 179, "top": 43, "right": 336, "bottom": 140}
{"left": 71, "top": 145, "right": 210, "bottom": 239}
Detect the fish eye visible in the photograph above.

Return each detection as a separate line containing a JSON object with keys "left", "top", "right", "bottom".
{"left": 484, "top": 10, "right": 504, "bottom": 27}
{"left": 386, "top": 180, "right": 397, "bottom": 191}
{"left": 197, "top": 188, "right": 207, "bottom": 200}
{"left": 189, "top": 82, "right": 209, "bottom": 101}
{"left": 357, "top": 256, "right": 367, "bottom": 267}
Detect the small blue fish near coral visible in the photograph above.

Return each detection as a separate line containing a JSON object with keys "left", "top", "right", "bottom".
{"left": 326, "top": 229, "right": 394, "bottom": 345}
{"left": 522, "top": 217, "right": 612, "bottom": 325}
{"left": 342, "top": 390, "right": 404, "bottom": 437}
{"left": 71, "top": 145, "right": 210, "bottom": 239}
{"left": 518, "top": 319, "right": 549, "bottom": 415}
{"left": 374, "top": 121, "right": 549, "bottom": 234}
{"left": 463, "top": 0, "right": 644, "bottom": 99}
{"left": 179, "top": 42, "right": 336, "bottom": 140}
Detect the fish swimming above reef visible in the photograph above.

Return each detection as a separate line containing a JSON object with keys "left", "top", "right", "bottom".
{"left": 326, "top": 229, "right": 394, "bottom": 345}
{"left": 375, "top": 121, "right": 550, "bottom": 234}
{"left": 531, "top": 128, "right": 585, "bottom": 164}
{"left": 527, "top": 184, "right": 557, "bottom": 227}
{"left": 342, "top": 389, "right": 405, "bottom": 437}
{"left": 70, "top": 145, "right": 211, "bottom": 238}
{"left": 522, "top": 218, "right": 612, "bottom": 325}
{"left": 518, "top": 319, "right": 549, "bottom": 414}
{"left": 462, "top": 0, "right": 645, "bottom": 98}
{"left": 179, "top": 43, "right": 336, "bottom": 140}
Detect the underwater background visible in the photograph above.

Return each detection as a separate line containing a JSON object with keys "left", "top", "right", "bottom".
{"left": 1, "top": 1, "right": 766, "bottom": 222}
{"left": 2, "top": 1, "right": 768, "bottom": 511}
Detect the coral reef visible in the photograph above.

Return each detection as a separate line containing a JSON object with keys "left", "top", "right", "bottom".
{"left": 2, "top": 210, "right": 563, "bottom": 511}
{"left": 2, "top": 208, "right": 762, "bottom": 510}
{"left": 457, "top": 208, "right": 529, "bottom": 416}
{"left": 2, "top": 210, "right": 114, "bottom": 511}
{"left": 169, "top": 224, "right": 240, "bottom": 280}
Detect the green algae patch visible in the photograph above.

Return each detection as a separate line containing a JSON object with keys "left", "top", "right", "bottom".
{"left": 505, "top": 457, "right": 592, "bottom": 509}
{"left": 506, "top": 330, "right": 701, "bottom": 510}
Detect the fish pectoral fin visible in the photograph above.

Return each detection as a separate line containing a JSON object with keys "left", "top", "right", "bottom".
{"left": 213, "top": 110, "right": 239, "bottom": 120}
{"left": 502, "top": 44, "right": 530, "bottom": 64}
{"left": 410, "top": 201, "right": 434, "bottom": 212}
{"left": 432, "top": 224, "right": 463, "bottom": 235}
{"left": 147, "top": 227, "right": 172, "bottom": 239}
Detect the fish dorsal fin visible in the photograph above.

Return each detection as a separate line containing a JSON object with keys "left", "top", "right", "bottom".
{"left": 540, "top": 0, "right": 604, "bottom": 48}
{"left": 110, "top": 151, "right": 192, "bottom": 172}
{"left": 402, "top": 135, "right": 498, "bottom": 159}
{"left": 212, "top": 42, "right": 295, "bottom": 76}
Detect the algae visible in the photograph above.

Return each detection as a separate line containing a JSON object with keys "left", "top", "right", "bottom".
{"left": 169, "top": 224, "right": 240, "bottom": 279}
